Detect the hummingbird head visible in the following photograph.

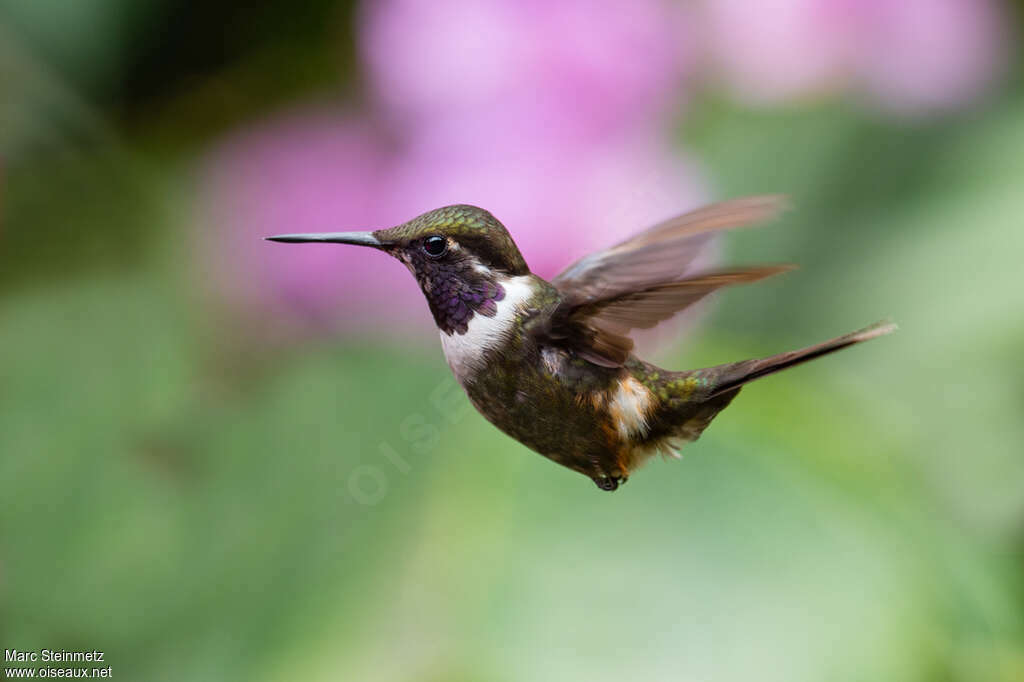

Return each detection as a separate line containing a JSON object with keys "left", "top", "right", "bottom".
{"left": 267, "top": 205, "right": 531, "bottom": 335}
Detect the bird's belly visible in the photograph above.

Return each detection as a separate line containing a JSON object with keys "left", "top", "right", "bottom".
{"left": 460, "top": 348, "right": 654, "bottom": 480}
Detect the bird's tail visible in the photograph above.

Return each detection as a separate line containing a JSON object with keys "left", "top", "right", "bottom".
{"left": 638, "top": 320, "right": 895, "bottom": 462}
{"left": 707, "top": 320, "right": 896, "bottom": 398}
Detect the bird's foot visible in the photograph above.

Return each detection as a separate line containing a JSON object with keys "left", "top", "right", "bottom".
{"left": 593, "top": 475, "right": 625, "bottom": 492}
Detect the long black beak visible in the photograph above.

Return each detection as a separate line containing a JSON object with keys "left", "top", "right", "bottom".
{"left": 264, "top": 231, "right": 384, "bottom": 248}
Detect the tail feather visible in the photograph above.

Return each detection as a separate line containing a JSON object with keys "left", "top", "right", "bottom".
{"left": 708, "top": 320, "right": 896, "bottom": 398}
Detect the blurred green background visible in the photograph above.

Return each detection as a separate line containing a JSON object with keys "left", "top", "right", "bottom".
{"left": 2, "top": 1, "right": 1024, "bottom": 680}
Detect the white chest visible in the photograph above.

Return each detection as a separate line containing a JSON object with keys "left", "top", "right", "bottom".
{"left": 439, "top": 275, "right": 535, "bottom": 382}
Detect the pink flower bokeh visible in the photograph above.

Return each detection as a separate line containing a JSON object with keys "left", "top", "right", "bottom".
{"left": 701, "top": 0, "right": 1007, "bottom": 112}
{"left": 856, "top": 0, "right": 1006, "bottom": 113}
{"left": 360, "top": 0, "right": 693, "bottom": 143}
{"left": 199, "top": 110, "right": 409, "bottom": 331}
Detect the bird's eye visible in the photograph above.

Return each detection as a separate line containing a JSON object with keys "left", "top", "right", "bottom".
{"left": 422, "top": 235, "right": 448, "bottom": 258}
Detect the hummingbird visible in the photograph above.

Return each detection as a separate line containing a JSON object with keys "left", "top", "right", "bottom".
{"left": 267, "top": 196, "right": 893, "bottom": 491}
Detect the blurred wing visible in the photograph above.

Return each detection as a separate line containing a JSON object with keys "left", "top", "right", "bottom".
{"left": 540, "top": 266, "right": 793, "bottom": 367}
{"left": 536, "top": 196, "right": 791, "bottom": 367}
{"left": 551, "top": 195, "right": 788, "bottom": 301}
